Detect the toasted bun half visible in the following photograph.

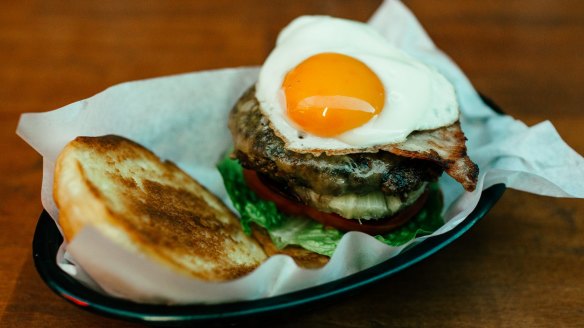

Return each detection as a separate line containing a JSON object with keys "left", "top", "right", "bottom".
{"left": 54, "top": 135, "right": 267, "bottom": 281}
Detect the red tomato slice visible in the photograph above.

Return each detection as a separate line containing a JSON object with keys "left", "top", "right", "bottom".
{"left": 243, "top": 169, "right": 428, "bottom": 235}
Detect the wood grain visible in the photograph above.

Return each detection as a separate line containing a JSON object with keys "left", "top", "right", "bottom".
{"left": 1, "top": 0, "right": 582, "bottom": 326}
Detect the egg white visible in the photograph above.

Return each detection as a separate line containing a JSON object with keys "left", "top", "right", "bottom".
{"left": 255, "top": 16, "right": 459, "bottom": 151}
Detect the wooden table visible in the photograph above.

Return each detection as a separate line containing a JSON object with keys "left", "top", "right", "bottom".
{"left": 2, "top": 0, "right": 582, "bottom": 326}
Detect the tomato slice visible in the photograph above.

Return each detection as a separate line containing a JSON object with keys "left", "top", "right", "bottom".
{"left": 242, "top": 169, "right": 428, "bottom": 235}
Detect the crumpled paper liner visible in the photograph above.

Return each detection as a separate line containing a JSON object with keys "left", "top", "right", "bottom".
{"left": 16, "top": 0, "right": 584, "bottom": 304}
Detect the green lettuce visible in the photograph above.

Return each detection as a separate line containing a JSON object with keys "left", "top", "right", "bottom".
{"left": 217, "top": 156, "right": 443, "bottom": 257}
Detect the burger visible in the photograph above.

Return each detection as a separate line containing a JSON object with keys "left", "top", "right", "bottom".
{"left": 220, "top": 16, "right": 478, "bottom": 268}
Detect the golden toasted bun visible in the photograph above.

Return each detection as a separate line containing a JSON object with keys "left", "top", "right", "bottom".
{"left": 250, "top": 224, "right": 329, "bottom": 269}
{"left": 54, "top": 135, "right": 267, "bottom": 281}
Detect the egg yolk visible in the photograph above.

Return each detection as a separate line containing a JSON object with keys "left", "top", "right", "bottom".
{"left": 282, "top": 52, "right": 385, "bottom": 137}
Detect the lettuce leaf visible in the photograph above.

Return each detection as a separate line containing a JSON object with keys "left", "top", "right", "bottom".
{"left": 217, "top": 156, "right": 284, "bottom": 234}
{"left": 217, "top": 156, "right": 443, "bottom": 257}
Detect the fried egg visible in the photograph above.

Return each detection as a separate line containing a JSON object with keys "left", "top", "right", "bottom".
{"left": 255, "top": 16, "right": 459, "bottom": 151}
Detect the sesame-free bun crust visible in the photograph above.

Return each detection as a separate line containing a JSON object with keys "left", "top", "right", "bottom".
{"left": 54, "top": 135, "right": 267, "bottom": 281}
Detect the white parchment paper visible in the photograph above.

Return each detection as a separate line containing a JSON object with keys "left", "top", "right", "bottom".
{"left": 16, "top": 0, "right": 584, "bottom": 304}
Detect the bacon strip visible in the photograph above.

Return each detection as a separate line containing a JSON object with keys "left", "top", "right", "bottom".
{"left": 380, "top": 122, "right": 479, "bottom": 191}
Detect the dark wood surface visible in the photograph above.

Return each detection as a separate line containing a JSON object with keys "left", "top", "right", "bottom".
{"left": 1, "top": 1, "right": 582, "bottom": 326}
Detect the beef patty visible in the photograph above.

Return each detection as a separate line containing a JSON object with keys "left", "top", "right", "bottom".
{"left": 228, "top": 87, "right": 443, "bottom": 219}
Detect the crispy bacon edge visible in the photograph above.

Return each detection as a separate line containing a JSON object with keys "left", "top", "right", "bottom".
{"left": 380, "top": 122, "right": 479, "bottom": 191}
